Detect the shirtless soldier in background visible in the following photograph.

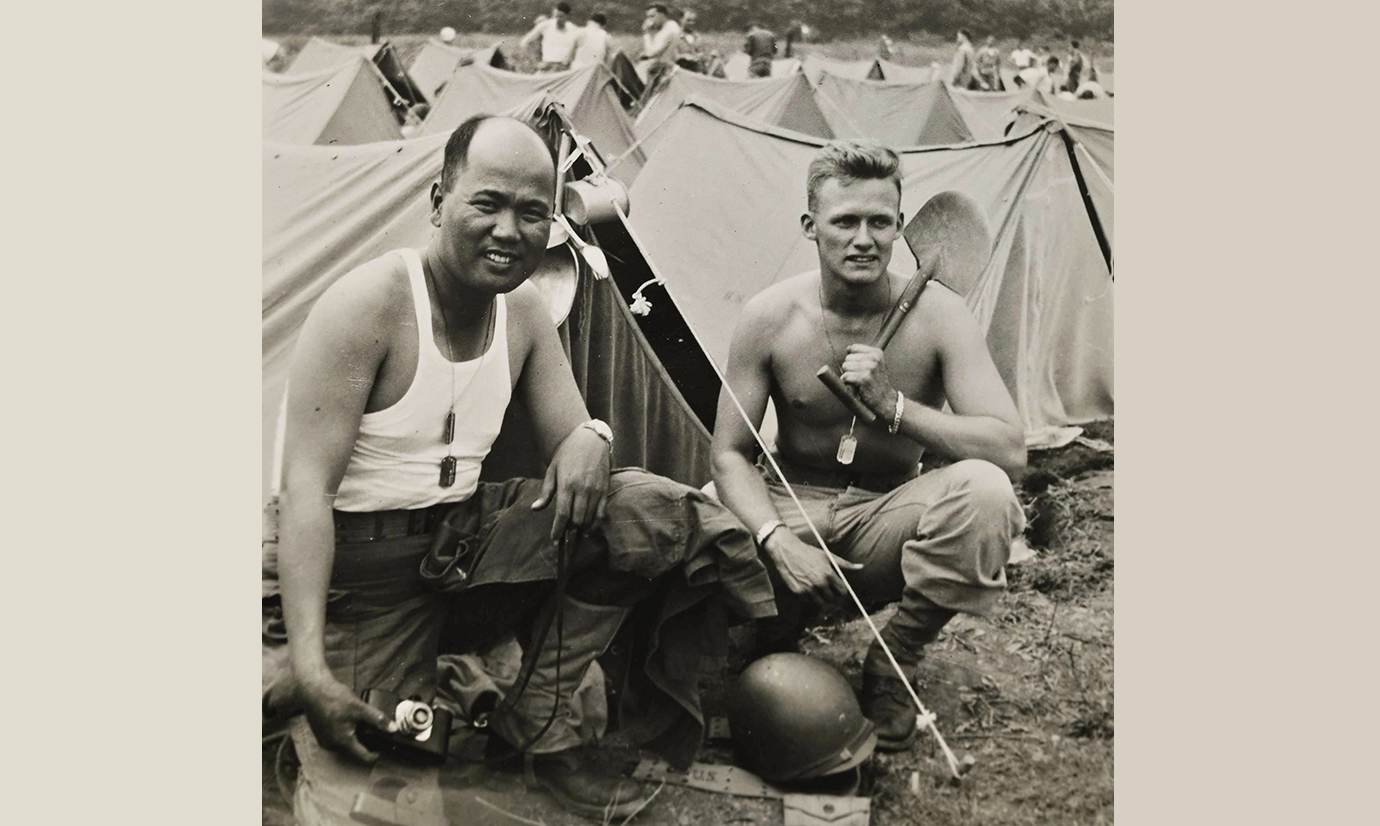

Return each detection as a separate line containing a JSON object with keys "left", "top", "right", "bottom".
{"left": 711, "top": 140, "right": 1027, "bottom": 751}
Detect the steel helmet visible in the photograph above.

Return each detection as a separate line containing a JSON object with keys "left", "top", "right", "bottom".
{"left": 726, "top": 653, "right": 877, "bottom": 782}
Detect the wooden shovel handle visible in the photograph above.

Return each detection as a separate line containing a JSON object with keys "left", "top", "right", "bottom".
{"left": 816, "top": 251, "right": 939, "bottom": 423}
{"left": 817, "top": 366, "right": 878, "bottom": 424}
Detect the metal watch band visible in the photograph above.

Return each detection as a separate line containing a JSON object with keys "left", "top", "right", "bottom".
{"left": 580, "top": 419, "right": 613, "bottom": 446}
{"left": 755, "top": 519, "right": 785, "bottom": 546}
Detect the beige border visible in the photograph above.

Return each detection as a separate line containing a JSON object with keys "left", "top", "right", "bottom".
{"left": 7, "top": 4, "right": 263, "bottom": 823}
{"left": 22, "top": 2, "right": 1366, "bottom": 823}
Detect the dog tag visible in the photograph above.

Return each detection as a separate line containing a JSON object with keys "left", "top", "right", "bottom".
{"left": 836, "top": 434, "right": 857, "bottom": 465}
{"left": 439, "top": 456, "right": 457, "bottom": 488}
{"left": 442, "top": 412, "right": 455, "bottom": 445}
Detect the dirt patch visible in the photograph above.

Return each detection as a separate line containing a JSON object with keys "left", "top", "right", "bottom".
{"left": 263, "top": 420, "right": 1113, "bottom": 824}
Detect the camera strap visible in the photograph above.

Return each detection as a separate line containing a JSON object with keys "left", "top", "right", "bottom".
{"left": 470, "top": 525, "right": 576, "bottom": 757}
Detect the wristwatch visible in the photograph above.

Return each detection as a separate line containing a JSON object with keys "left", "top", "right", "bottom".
{"left": 755, "top": 519, "right": 785, "bottom": 546}
{"left": 579, "top": 419, "right": 613, "bottom": 447}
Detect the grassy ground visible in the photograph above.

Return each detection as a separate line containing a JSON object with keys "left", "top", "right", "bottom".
{"left": 263, "top": 421, "right": 1113, "bottom": 825}
{"left": 264, "top": 32, "right": 1114, "bottom": 77}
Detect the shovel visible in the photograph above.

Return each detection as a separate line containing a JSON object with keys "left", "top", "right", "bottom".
{"left": 816, "top": 190, "right": 993, "bottom": 424}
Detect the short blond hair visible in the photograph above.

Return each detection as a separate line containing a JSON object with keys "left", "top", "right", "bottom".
{"left": 806, "top": 140, "right": 902, "bottom": 213}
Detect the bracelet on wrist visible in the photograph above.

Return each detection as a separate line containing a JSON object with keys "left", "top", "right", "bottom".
{"left": 889, "top": 391, "right": 905, "bottom": 435}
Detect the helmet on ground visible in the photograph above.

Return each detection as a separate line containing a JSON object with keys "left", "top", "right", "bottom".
{"left": 440, "top": 27, "right": 457, "bottom": 43}
{"left": 726, "top": 653, "right": 877, "bottom": 782}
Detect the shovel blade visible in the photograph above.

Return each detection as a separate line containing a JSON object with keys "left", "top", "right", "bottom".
{"left": 902, "top": 191, "right": 993, "bottom": 298}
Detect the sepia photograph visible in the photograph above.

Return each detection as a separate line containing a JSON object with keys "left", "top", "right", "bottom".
{"left": 260, "top": 2, "right": 1115, "bottom": 823}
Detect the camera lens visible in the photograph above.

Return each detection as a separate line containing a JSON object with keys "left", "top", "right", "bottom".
{"left": 394, "top": 700, "right": 433, "bottom": 733}
{"left": 407, "top": 705, "right": 433, "bottom": 730}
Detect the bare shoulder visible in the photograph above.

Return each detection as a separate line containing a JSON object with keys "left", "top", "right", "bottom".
{"left": 306, "top": 252, "right": 411, "bottom": 340}
{"left": 501, "top": 280, "right": 550, "bottom": 339}
{"left": 914, "top": 280, "right": 977, "bottom": 330}
{"left": 737, "top": 270, "right": 815, "bottom": 332}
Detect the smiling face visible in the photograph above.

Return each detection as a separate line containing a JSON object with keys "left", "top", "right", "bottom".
{"left": 803, "top": 176, "right": 903, "bottom": 288}
{"left": 429, "top": 119, "right": 555, "bottom": 296}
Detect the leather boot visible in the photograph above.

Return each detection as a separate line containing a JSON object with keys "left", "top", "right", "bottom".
{"left": 859, "top": 670, "right": 921, "bottom": 752}
{"left": 858, "top": 596, "right": 957, "bottom": 752}
{"left": 484, "top": 738, "right": 650, "bottom": 820}
{"left": 487, "top": 594, "right": 652, "bottom": 819}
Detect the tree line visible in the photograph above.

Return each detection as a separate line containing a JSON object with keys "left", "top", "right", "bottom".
{"left": 264, "top": 0, "right": 1113, "bottom": 41}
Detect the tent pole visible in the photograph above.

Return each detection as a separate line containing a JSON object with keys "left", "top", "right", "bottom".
{"left": 1056, "top": 126, "right": 1113, "bottom": 276}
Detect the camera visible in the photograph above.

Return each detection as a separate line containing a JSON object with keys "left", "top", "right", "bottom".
{"left": 357, "top": 688, "right": 452, "bottom": 765}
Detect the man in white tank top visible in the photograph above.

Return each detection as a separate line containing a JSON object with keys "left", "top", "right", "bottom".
{"left": 265, "top": 116, "right": 727, "bottom": 822}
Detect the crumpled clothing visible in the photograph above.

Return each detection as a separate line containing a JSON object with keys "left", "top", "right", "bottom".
{"left": 433, "top": 643, "right": 608, "bottom": 746}
{"left": 262, "top": 468, "right": 776, "bottom": 770}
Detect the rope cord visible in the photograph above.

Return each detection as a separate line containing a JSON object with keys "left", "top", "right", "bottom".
{"left": 611, "top": 200, "right": 963, "bottom": 777}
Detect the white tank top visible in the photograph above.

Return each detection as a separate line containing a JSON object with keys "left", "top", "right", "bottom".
{"left": 333, "top": 248, "right": 512, "bottom": 511}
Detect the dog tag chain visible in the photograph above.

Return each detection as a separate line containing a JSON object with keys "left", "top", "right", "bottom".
{"left": 428, "top": 263, "right": 492, "bottom": 488}
{"left": 819, "top": 278, "right": 888, "bottom": 467}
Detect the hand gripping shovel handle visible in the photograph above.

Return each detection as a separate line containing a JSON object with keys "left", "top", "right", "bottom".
{"left": 816, "top": 251, "right": 940, "bottom": 424}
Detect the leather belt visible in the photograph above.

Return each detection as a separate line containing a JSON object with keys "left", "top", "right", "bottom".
{"left": 764, "top": 453, "right": 918, "bottom": 494}
{"left": 332, "top": 502, "right": 455, "bottom": 543}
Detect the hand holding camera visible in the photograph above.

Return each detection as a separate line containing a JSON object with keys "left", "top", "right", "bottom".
{"left": 297, "top": 673, "right": 398, "bottom": 763}
{"left": 356, "top": 689, "right": 453, "bottom": 765}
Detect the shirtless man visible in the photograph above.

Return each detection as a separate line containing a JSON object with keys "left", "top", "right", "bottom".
{"left": 711, "top": 140, "right": 1026, "bottom": 751}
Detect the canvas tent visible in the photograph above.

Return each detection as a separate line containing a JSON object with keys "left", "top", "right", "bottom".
{"left": 813, "top": 74, "right": 974, "bottom": 147}
{"left": 262, "top": 57, "right": 402, "bottom": 145}
{"left": 1013, "top": 104, "right": 1113, "bottom": 259}
{"left": 948, "top": 86, "right": 1040, "bottom": 142}
{"left": 1036, "top": 89, "right": 1113, "bottom": 126}
{"left": 262, "top": 122, "right": 714, "bottom": 505}
{"left": 408, "top": 39, "right": 509, "bottom": 99}
{"left": 421, "top": 63, "right": 645, "bottom": 180}
{"left": 634, "top": 68, "right": 833, "bottom": 152}
{"left": 289, "top": 36, "right": 427, "bottom": 107}
{"left": 614, "top": 100, "right": 1113, "bottom": 445}
{"left": 608, "top": 51, "right": 645, "bottom": 108}
{"left": 799, "top": 54, "right": 883, "bottom": 84}
{"left": 876, "top": 59, "right": 934, "bottom": 83}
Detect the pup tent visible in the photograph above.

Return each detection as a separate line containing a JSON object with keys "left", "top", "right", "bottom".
{"left": 948, "top": 85, "right": 1041, "bottom": 142}
{"left": 876, "top": 59, "right": 935, "bottom": 83}
{"left": 812, "top": 73, "right": 975, "bottom": 147}
{"left": 288, "top": 35, "right": 428, "bottom": 108}
{"left": 634, "top": 68, "right": 834, "bottom": 155}
{"left": 799, "top": 55, "right": 884, "bottom": 84}
{"left": 603, "top": 98, "right": 1113, "bottom": 448}
{"left": 407, "top": 39, "right": 509, "bottom": 100}
{"left": 1032, "top": 88, "right": 1114, "bottom": 127}
{"left": 1010, "top": 102, "right": 1113, "bottom": 257}
{"left": 421, "top": 62, "right": 646, "bottom": 181}
{"left": 263, "top": 101, "right": 712, "bottom": 506}
{"left": 607, "top": 51, "right": 645, "bottom": 108}
{"left": 262, "top": 57, "right": 402, "bottom": 145}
